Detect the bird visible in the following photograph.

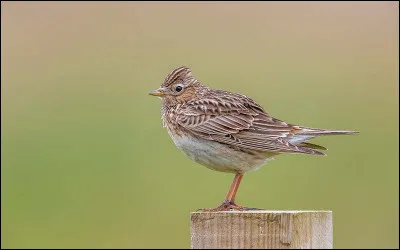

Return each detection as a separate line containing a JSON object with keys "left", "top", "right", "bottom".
{"left": 149, "top": 66, "right": 358, "bottom": 211}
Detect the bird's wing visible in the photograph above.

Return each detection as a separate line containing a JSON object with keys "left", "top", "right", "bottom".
{"left": 176, "top": 95, "right": 324, "bottom": 155}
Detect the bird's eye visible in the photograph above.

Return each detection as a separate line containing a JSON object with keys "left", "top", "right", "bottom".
{"left": 175, "top": 85, "right": 183, "bottom": 92}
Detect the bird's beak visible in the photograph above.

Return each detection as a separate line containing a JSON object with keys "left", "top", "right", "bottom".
{"left": 149, "top": 87, "right": 167, "bottom": 97}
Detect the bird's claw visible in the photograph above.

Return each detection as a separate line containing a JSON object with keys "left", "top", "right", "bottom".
{"left": 197, "top": 201, "right": 262, "bottom": 212}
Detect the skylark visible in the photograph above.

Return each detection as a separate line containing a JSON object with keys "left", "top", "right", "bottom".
{"left": 149, "top": 66, "right": 358, "bottom": 211}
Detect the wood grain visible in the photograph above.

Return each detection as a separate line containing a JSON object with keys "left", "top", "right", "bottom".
{"left": 190, "top": 211, "right": 332, "bottom": 249}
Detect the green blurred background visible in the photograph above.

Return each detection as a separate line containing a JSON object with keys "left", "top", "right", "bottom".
{"left": 1, "top": 1, "right": 398, "bottom": 249}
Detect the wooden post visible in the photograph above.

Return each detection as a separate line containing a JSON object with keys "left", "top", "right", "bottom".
{"left": 190, "top": 211, "right": 332, "bottom": 249}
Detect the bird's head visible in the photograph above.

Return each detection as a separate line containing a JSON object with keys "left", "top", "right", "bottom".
{"left": 149, "top": 66, "right": 201, "bottom": 105}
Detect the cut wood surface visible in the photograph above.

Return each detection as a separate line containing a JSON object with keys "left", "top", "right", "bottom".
{"left": 190, "top": 211, "right": 332, "bottom": 249}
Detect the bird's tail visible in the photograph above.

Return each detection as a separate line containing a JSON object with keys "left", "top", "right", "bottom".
{"left": 290, "top": 127, "right": 359, "bottom": 155}
{"left": 297, "top": 127, "right": 359, "bottom": 136}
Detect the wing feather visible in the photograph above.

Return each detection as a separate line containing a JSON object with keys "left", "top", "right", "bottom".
{"left": 176, "top": 95, "right": 324, "bottom": 155}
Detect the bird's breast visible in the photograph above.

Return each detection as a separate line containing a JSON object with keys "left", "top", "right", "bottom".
{"left": 169, "top": 134, "right": 275, "bottom": 173}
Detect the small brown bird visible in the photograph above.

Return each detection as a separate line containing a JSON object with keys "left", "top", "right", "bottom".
{"left": 149, "top": 66, "right": 358, "bottom": 211}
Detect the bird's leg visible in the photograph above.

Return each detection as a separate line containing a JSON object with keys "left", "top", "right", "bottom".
{"left": 198, "top": 173, "right": 262, "bottom": 212}
{"left": 224, "top": 172, "right": 243, "bottom": 204}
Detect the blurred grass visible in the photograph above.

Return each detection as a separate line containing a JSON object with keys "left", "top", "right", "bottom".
{"left": 1, "top": 1, "right": 399, "bottom": 249}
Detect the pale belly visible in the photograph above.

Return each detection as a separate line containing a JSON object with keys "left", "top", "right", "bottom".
{"left": 170, "top": 134, "right": 276, "bottom": 173}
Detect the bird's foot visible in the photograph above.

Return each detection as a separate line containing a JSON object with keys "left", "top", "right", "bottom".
{"left": 197, "top": 201, "right": 262, "bottom": 212}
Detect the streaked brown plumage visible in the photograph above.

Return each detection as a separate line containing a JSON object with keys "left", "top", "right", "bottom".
{"left": 149, "top": 66, "right": 358, "bottom": 211}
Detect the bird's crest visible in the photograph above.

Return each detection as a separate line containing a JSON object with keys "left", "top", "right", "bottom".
{"left": 162, "top": 66, "right": 193, "bottom": 87}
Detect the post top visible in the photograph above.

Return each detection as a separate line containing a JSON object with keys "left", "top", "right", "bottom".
{"left": 191, "top": 210, "right": 332, "bottom": 214}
